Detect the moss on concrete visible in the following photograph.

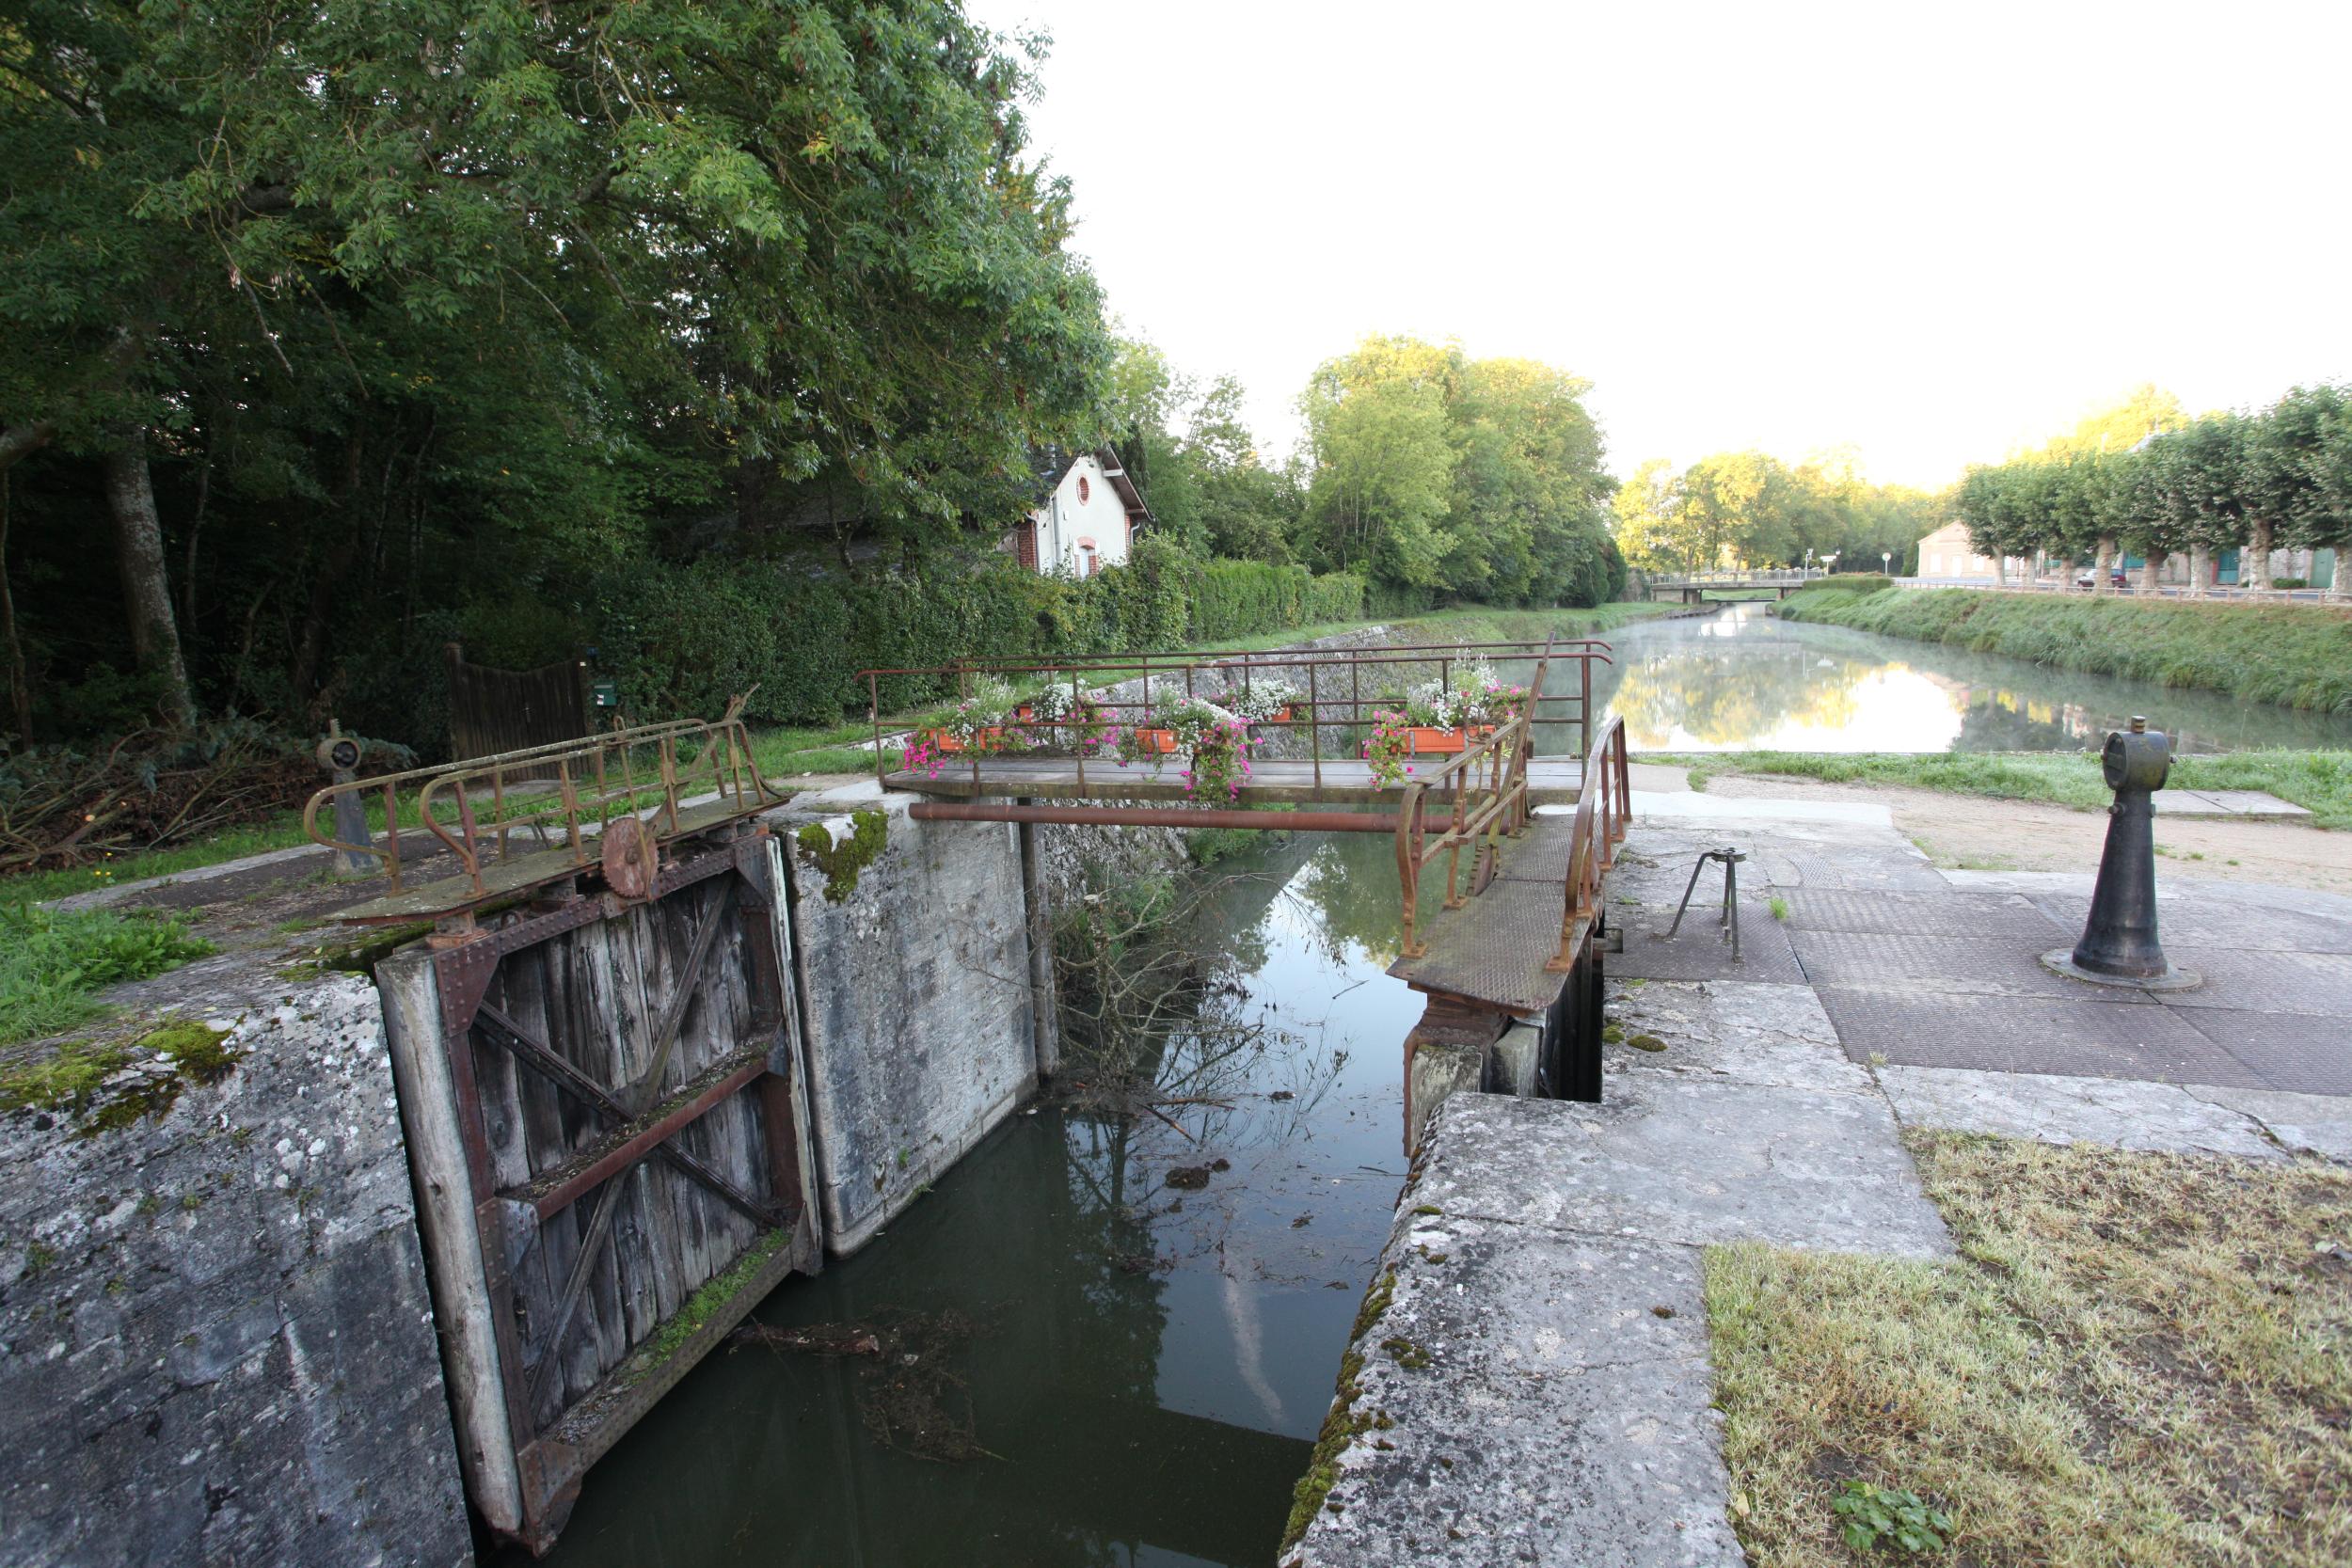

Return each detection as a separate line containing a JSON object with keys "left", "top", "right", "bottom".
{"left": 1285, "top": 1269, "right": 1405, "bottom": 1552}
{"left": 796, "top": 809, "right": 889, "bottom": 903}
{"left": 0, "top": 1019, "right": 239, "bottom": 1135}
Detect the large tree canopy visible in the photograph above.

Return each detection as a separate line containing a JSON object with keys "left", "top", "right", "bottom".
{"left": 2, "top": 0, "right": 1111, "bottom": 733}
{"left": 1299, "top": 335, "right": 1616, "bottom": 605}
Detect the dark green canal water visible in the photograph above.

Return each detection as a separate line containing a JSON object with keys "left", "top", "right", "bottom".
{"left": 521, "top": 832, "right": 1426, "bottom": 1568}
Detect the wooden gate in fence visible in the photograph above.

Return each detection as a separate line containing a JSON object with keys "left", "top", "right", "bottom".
{"left": 446, "top": 643, "right": 589, "bottom": 771}
{"left": 377, "top": 821, "right": 821, "bottom": 1552}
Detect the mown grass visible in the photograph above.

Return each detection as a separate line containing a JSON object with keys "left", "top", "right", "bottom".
{"left": 1706, "top": 1132, "right": 2352, "bottom": 1568}
{"left": 1647, "top": 748, "right": 2352, "bottom": 831}
{"left": 0, "top": 904, "right": 215, "bottom": 1046}
{"left": 1779, "top": 586, "right": 2352, "bottom": 714}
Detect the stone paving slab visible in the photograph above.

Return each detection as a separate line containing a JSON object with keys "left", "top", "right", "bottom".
{"left": 1288, "top": 1218, "right": 1742, "bottom": 1568}
{"left": 1777, "top": 887, "right": 2068, "bottom": 942}
{"left": 1875, "top": 1064, "right": 2286, "bottom": 1160}
{"left": 1815, "top": 987, "right": 2267, "bottom": 1088}
{"left": 1613, "top": 904, "right": 1807, "bottom": 984}
{"left": 2153, "top": 788, "right": 2312, "bottom": 820}
{"left": 1407, "top": 1085, "right": 1953, "bottom": 1259}
{"left": 1604, "top": 979, "right": 1871, "bottom": 1095}
{"left": 2026, "top": 894, "right": 2352, "bottom": 955}
{"left": 1791, "top": 928, "right": 2157, "bottom": 1002}
{"left": 2176, "top": 1009, "right": 2352, "bottom": 1097}
{"left": 2152, "top": 947, "right": 2352, "bottom": 1018}
{"left": 2185, "top": 1085, "right": 2352, "bottom": 1162}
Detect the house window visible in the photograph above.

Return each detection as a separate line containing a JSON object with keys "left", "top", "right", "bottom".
{"left": 1081, "top": 545, "right": 1099, "bottom": 578}
{"left": 1075, "top": 475, "right": 1091, "bottom": 504}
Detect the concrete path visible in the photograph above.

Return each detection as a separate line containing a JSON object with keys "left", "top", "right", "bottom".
{"left": 1292, "top": 798, "right": 2351, "bottom": 1567}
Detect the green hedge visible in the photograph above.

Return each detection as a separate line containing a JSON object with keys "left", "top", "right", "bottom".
{"left": 1779, "top": 588, "right": 2352, "bottom": 714}
{"left": 1790, "top": 573, "right": 1893, "bottom": 595}
{"left": 593, "top": 538, "right": 1373, "bottom": 726}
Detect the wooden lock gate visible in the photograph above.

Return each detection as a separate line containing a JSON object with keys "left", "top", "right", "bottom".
{"left": 377, "top": 823, "right": 821, "bottom": 1554}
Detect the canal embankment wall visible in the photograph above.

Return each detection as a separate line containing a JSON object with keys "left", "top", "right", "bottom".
{"left": 0, "top": 959, "right": 471, "bottom": 1567}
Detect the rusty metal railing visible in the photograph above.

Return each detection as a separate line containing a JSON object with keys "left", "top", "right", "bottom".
{"left": 302, "top": 713, "right": 784, "bottom": 898}
{"left": 855, "top": 637, "right": 1614, "bottom": 793}
{"left": 1545, "top": 715, "right": 1631, "bottom": 973}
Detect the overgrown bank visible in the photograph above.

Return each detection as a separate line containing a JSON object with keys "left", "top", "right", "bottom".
{"left": 1778, "top": 582, "right": 2352, "bottom": 714}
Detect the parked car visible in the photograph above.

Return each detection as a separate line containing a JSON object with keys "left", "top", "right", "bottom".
{"left": 2074, "top": 567, "right": 2128, "bottom": 589}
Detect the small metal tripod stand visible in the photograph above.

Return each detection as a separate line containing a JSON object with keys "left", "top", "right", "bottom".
{"left": 1662, "top": 847, "right": 1746, "bottom": 962}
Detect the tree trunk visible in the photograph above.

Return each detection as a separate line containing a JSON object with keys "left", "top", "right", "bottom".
{"left": 103, "top": 436, "right": 197, "bottom": 727}
{"left": 2093, "top": 536, "right": 2114, "bottom": 595}
{"left": 2138, "top": 551, "right": 2158, "bottom": 595}
{"left": 2245, "top": 521, "right": 2273, "bottom": 595}
{"left": 0, "top": 471, "right": 31, "bottom": 743}
{"left": 2188, "top": 543, "right": 2208, "bottom": 599}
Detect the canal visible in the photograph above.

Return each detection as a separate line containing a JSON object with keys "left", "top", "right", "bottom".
{"left": 517, "top": 604, "right": 2345, "bottom": 1566}
{"left": 1559, "top": 603, "right": 2352, "bottom": 754}
{"left": 520, "top": 830, "right": 1429, "bottom": 1568}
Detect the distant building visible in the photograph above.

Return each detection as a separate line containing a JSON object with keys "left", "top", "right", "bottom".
{"left": 1914, "top": 520, "right": 2008, "bottom": 578}
{"left": 1008, "top": 445, "right": 1152, "bottom": 576}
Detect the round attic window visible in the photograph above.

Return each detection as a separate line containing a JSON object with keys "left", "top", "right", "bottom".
{"left": 1075, "top": 475, "right": 1091, "bottom": 503}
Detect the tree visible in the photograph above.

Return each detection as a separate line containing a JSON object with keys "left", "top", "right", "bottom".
{"left": 2254, "top": 384, "right": 2349, "bottom": 595}
{"left": 1612, "top": 459, "right": 1689, "bottom": 574}
{"left": 1, "top": 1, "right": 1112, "bottom": 732}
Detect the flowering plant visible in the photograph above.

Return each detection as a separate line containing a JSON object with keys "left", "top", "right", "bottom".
{"left": 1451, "top": 664, "right": 1529, "bottom": 730}
{"left": 1017, "top": 686, "right": 1112, "bottom": 753}
{"left": 1180, "top": 716, "right": 1256, "bottom": 801}
{"left": 899, "top": 731, "right": 945, "bottom": 781}
{"left": 1219, "top": 679, "right": 1302, "bottom": 725}
{"left": 928, "top": 674, "right": 1026, "bottom": 757}
{"left": 1362, "top": 708, "right": 1418, "bottom": 787}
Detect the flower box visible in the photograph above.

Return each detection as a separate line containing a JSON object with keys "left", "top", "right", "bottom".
{"left": 1130, "top": 727, "right": 1180, "bottom": 755}
{"left": 1406, "top": 726, "right": 1465, "bottom": 755}
{"left": 929, "top": 726, "right": 1005, "bottom": 755}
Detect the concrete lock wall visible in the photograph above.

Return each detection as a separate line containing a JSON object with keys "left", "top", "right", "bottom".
{"left": 779, "top": 793, "right": 1054, "bottom": 1257}
{"left": 0, "top": 961, "right": 470, "bottom": 1568}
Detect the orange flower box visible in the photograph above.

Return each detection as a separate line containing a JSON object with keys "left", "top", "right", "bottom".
{"left": 1406, "top": 726, "right": 1465, "bottom": 755}
{"left": 1130, "top": 727, "right": 1180, "bottom": 755}
{"left": 930, "top": 726, "right": 1005, "bottom": 755}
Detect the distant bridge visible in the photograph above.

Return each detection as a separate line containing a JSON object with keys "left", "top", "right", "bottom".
{"left": 1639, "top": 568, "right": 1822, "bottom": 603}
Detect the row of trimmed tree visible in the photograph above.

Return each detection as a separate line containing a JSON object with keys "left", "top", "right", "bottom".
{"left": 1955, "top": 385, "right": 2352, "bottom": 596}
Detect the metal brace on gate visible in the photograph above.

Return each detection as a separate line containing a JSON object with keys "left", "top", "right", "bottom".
{"left": 1662, "top": 846, "right": 1746, "bottom": 962}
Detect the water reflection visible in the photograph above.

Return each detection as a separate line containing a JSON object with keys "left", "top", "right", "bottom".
{"left": 1584, "top": 606, "right": 2352, "bottom": 753}
{"left": 524, "top": 832, "right": 1419, "bottom": 1568}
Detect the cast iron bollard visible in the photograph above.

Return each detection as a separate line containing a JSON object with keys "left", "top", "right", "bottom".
{"left": 2042, "top": 716, "right": 2199, "bottom": 991}
{"left": 315, "top": 721, "right": 374, "bottom": 878}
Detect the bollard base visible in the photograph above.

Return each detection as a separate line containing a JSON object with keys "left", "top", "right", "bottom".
{"left": 2040, "top": 948, "right": 2201, "bottom": 992}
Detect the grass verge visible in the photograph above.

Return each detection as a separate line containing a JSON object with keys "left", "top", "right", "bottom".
{"left": 1705, "top": 1132, "right": 2352, "bottom": 1567}
{"left": 1779, "top": 586, "right": 2352, "bottom": 714}
{"left": 0, "top": 904, "right": 215, "bottom": 1045}
{"left": 1644, "top": 748, "right": 2352, "bottom": 831}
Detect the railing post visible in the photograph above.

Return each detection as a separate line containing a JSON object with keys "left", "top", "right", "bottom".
{"left": 1307, "top": 662, "right": 1322, "bottom": 789}
{"left": 870, "top": 672, "right": 884, "bottom": 784}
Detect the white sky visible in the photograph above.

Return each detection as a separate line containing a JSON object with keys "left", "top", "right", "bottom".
{"left": 963, "top": 0, "right": 2352, "bottom": 489}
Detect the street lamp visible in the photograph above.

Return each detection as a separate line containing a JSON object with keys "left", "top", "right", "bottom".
{"left": 1882, "top": 550, "right": 1891, "bottom": 577}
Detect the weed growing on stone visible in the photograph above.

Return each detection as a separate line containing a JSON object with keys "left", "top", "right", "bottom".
{"left": 795, "top": 809, "right": 889, "bottom": 903}
{"left": 1769, "top": 895, "right": 1790, "bottom": 921}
